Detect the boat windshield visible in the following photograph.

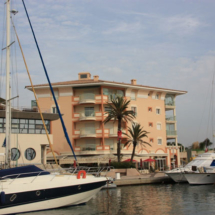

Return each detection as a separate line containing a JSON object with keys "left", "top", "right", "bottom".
{"left": 185, "top": 159, "right": 212, "bottom": 167}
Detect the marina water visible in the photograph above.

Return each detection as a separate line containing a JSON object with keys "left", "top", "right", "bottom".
{"left": 21, "top": 184, "right": 215, "bottom": 215}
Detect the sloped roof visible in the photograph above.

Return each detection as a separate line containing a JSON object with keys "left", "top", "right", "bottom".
{"left": 25, "top": 79, "right": 187, "bottom": 94}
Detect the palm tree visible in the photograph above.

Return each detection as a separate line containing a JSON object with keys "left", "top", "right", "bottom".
{"left": 104, "top": 96, "right": 135, "bottom": 162}
{"left": 123, "top": 123, "right": 151, "bottom": 162}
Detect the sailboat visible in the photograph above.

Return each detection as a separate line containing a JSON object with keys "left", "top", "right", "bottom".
{"left": 0, "top": 1, "right": 106, "bottom": 214}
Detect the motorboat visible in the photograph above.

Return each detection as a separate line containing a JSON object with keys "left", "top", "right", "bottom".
{"left": 0, "top": 165, "right": 106, "bottom": 214}
{"left": 184, "top": 164, "right": 215, "bottom": 185}
{"left": 165, "top": 153, "right": 215, "bottom": 183}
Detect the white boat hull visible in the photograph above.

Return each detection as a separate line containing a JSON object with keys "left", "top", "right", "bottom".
{"left": 165, "top": 172, "right": 187, "bottom": 183}
{"left": 0, "top": 174, "right": 106, "bottom": 214}
{"left": 184, "top": 173, "right": 215, "bottom": 185}
{"left": 0, "top": 187, "right": 101, "bottom": 215}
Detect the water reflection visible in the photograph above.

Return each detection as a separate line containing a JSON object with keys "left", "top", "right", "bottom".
{"left": 21, "top": 184, "right": 215, "bottom": 215}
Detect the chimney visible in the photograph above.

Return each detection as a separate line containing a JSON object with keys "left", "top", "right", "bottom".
{"left": 94, "top": 75, "right": 99, "bottom": 81}
{"left": 131, "top": 79, "right": 136, "bottom": 85}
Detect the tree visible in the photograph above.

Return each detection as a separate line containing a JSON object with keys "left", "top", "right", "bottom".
{"left": 199, "top": 138, "right": 213, "bottom": 150}
{"left": 123, "top": 123, "right": 151, "bottom": 162}
{"left": 103, "top": 96, "right": 135, "bottom": 162}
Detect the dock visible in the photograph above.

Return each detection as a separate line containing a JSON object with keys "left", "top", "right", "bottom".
{"left": 113, "top": 173, "right": 174, "bottom": 186}
{"left": 104, "top": 169, "right": 174, "bottom": 186}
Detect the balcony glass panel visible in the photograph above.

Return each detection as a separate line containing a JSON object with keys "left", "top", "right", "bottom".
{"left": 81, "top": 130, "right": 96, "bottom": 135}
{"left": 105, "top": 139, "right": 114, "bottom": 150}
{"left": 165, "top": 94, "right": 175, "bottom": 106}
{"left": 84, "top": 107, "right": 95, "bottom": 117}
{"left": 80, "top": 91, "right": 95, "bottom": 102}
{"left": 166, "top": 130, "right": 177, "bottom": 136}
{"left": 166, "top": 116, "right": 176, "bottom": 121}
{"left": 103, "top": 88, "right": 124, "bottom": 100}
{"left": 166, "top": 123, "right": 175, "bottom": 130}
{"left": 82, "top": 145, "right": 96, "bottom": 151}
{"left": 82, "top": 123, "right": 96, "bottom": 135}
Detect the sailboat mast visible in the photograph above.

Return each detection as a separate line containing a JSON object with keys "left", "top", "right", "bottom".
{"left": 5, "top": 0, "right": 11, "bottom": 168}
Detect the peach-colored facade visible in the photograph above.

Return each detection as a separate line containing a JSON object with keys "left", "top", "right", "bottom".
{"left": 27, "top": 72, "right": 187, "bottom": 169}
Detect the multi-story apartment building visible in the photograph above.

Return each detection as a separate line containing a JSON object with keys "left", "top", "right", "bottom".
{"left": 26, "top": 72, "right": 186, "bottom": 169}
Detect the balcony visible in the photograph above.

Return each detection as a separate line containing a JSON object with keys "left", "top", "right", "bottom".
{"left": 166, "top": 116, "right": 176, "bottom": 121}
{"left": 74, "top": 128, "right": 109, "bottom": 138}
{"left": 80, "top": 130, "right": 96, "bottom": 138}
{"left": 73, "top": 111, "right": 102, "bottom": 121}
{"left": 74, "top": 145, "right": 113, "bottom": 154}
{"left": 107, "top": 129, "right": 127, "bottom": 138}
{"left": 107, "top": 96, "right": 126, "bottom": 103}
{"left": 79, "top": 112, "right": 95, "bottom": 121}
{"left": 166, "top": 130, "right": 177, "bottom": 136}
{"left": 72, "top": 95, "right": 109, "bottom": 104}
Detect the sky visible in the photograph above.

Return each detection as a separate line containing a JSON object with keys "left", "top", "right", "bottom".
{"left": 0, "top": 0, "right": 215, "bottom": 147}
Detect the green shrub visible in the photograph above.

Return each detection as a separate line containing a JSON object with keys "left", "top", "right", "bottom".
{"left": 110, "top": 161, "right": 135, "bottom": 169}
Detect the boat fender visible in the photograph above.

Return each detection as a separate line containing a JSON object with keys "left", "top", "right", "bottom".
{"left": 77, "top": 170, "right": 86, "bottom": 179}
{"left": 0, "top": 192, "right": 5, "bottom": 204}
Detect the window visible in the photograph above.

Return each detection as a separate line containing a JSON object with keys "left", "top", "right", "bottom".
{"left": 82, "top": 90, "right": 95, "bottom": 100}
{"left": 80, "top": 74, "right": 87, "bottom": 79}
{"left": 157, "top": 123, "right": 161, "bottom": 130}
{"left": 148, "top": 107, "right": 152, "bottom": 112}
{"left": 149, "top": 122, "right": 153, "bottom": 127}
{"left": 131, "top": 107, "right": 137, "bottom": 117}
{"left": 82, "top": 139, "right": 96, "bottom": 151}
{"left": 158, "top": 139, "right": 162, "bottom": 145}
{"left": 105, "top": 139, "right": 114, "bottom": 150}
{"left": 84, "top": 122, "right": 95, "bottom": 134}
{"left": 53, "top": 90, "right": 59, "bottom": 100}
{"left": 166, "top": 123, "right": 175, "bottom": 131}
{"left": 149, "top": 138, "right": 154, "bottom": 143}
{"left": 25, "top": 148, "right": 36, "bottom": 160}
{"left": 0, "top": 118, "right": 50, "bottom": 134}
{"left": 131, "top": 91, "right": 136, "bottom": 100}
{"left": 105, "top": 106, "right": 112, "bottom": 112}
{"left": 155, "top": 94, "right": 159, "bottom": 99}
{"left": 52, "top": 107, "right": 58, "bottom": 114}
{"left": 156, "top": 108, "right": 161, "bottom": 114}
{"left": 85, "top": 107, "right": 95, "bottom": 117}
{"left": 11, "top": 148, "right": 20, "bottom": 161}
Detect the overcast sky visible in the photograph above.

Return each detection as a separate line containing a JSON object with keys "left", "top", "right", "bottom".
{"left": 1, "top": 0, "right": 215, "bottom": 147}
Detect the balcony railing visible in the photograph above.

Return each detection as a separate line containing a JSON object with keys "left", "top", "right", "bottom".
{"left": 166, "top": 116, "right": 176, "bottom": 121}
{"left": 108, "top": 129, "right": 126, "bottom": 137}
{"left": 73, "top": 111, "right": 104, "bottom": 121}
{"left": 166, "top": 130, "right": 177, "bottom": 136}
{"left": 80, "top": 130, "right": 96, "bottom": 138}
{"left": 79, "top": 112, "right": 95, "bottom": 120}
{"left": 82, "top": 147, "right": 96, "bottom": 151}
